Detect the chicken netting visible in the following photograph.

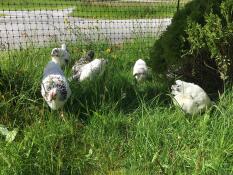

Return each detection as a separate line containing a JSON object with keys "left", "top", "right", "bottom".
{"left": 0, "top": 0, "right": 188, "bottom": 50}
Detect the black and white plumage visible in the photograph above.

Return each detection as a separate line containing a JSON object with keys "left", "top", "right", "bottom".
{"left": 41, "top": 61, "right": 71, "bottom": 110}
{"left": 133, "top": 59, "right": 148, "bottom": 82}
{"left": 51, "top": 44, "right": 69, "bottom": 67}
{"left": 75, "top": 50, "right": 95, "bottom": 67}
{"left": 71, "top": 50, "right": 95, "bottom": 81}
{"left": 171, "top": 80, "right": 212, "bottom": 115}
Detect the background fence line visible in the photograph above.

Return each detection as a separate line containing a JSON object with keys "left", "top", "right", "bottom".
{"left": 0, "top": 0, "right": 188, "bottom": 51}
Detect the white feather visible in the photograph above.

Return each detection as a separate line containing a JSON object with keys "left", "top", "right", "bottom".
{"left": 171, "top": 80, "right": 211, "bottom": 115}
{"left": 70, "top": 50, "right": 95, "bottom": 81}
{"left": 51, "top": 44, "right": 69, "bottom": 67}
{"left": 133, "top": 59, "right": 148, "bottom": 82}
{"left": 79, "top": 58, "right": 107, "bottom": 82}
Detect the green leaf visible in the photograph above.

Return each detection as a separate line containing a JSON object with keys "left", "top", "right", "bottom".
{"left": 5, "top": 129, "right": 18, "bottom": 143}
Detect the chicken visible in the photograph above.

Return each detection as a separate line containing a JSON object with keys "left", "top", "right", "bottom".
{"left": 71, "top": 50, "right": 95, "bottom": 81}
{"left": 133, "top": 59, "right": 148, "bottom": 82}
{"left": 41, "top": 44, "right": 71, "bottom": 111}
{"left": 79, "top": 58, "right": 107, "bottom": 82}
{"left": 41, "top": 61, "right": 71, "bottom": 110}
{"left": 171, "top": 80, "right": 212, "bottom": 115}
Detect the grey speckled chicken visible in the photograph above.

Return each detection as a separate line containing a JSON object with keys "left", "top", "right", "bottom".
{"left": 71, "top": 50, "right": 95, "bottom": 81}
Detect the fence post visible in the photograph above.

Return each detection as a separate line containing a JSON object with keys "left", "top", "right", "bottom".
{"left": 177, "top": 0, "right": 180, "bottom": 12}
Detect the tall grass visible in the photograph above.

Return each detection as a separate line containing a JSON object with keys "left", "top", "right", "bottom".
{"left": 0, "top": 39, "right": 232, "bottom": 174}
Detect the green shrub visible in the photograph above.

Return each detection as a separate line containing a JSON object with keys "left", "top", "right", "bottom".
{"left": 150, "top": 0, "right": 233, "bottom": 93}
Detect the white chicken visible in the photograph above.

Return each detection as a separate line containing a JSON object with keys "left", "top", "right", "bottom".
{"left": 133, "top": 59, "right": 148, "bottom": 82}
{"left": 171, "top": 80, "right": 212, "bottom": 115}
{"left": 79, "top": 58, "right": 107, "bottom": 82}
{"left": 41, "top": 44, "right": 71, "bottom": 110}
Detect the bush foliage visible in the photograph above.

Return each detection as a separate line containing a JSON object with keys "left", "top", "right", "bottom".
{"left": 150, "top": 0, "right": 233, "bottom": 92}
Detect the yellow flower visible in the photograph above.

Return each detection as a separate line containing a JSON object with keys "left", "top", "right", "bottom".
{"left": 105, "top": 48, "right": 111, "bottom": 53}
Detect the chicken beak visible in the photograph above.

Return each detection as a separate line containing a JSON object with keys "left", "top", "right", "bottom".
{"left": 51, "top": 91, "right": 57, "bottom": 100}
{"left": 48, "top": 90, "right": 57, "bottom": 102}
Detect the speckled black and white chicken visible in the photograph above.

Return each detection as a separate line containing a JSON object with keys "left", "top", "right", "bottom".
{"left": 133, "top": 59, "right": 148, "bottom": 82}
{"left": 41, "top": 44, "right": 71, "bottom": 110}
{"left": 71, "top": 50, "right": 95, "bottom": 81}
{"left": 171, "top": 80, "right": 212, "bottom": 115}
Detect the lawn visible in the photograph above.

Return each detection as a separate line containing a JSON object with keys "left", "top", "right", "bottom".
{"left": 71, "top": 2, "right": 178, "bottom": 19}
{"left": 0, "top": 39, "right": 233, "bottom": 174}
{"left": 0, "top": 0, "right": 73, "bottom": 11}
{"left": 0, "top": 0, "right": 182, "bottom": 19}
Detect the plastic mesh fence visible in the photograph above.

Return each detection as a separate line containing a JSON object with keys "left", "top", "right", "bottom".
{"left": 0, "top": 0, "right": 188, "bottom": 50}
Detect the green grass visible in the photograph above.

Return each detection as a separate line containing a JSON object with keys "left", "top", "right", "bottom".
{"left": 0, "top": 0, "right": 181, "bottom": 19}
{"left": 71, "top": 2, "right": 177, "bottom": 19}
{"left": 0, "top": 0, "right": 73, "bottom": 10}
{"left": 0, "top": 39, "right": 233, "bottom": 174}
